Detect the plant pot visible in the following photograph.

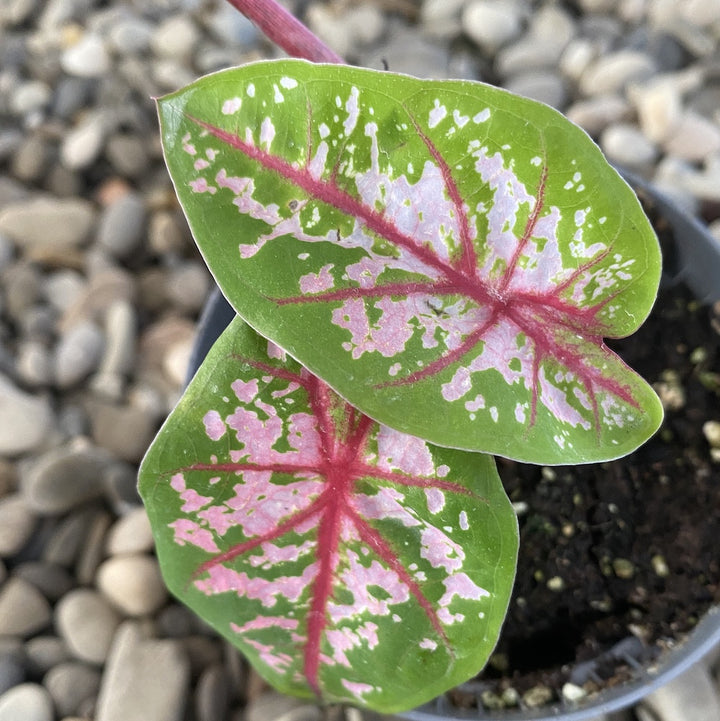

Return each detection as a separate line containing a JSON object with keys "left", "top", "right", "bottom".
{"left": 186, "top": 175, "right": 720, "bottom": 721}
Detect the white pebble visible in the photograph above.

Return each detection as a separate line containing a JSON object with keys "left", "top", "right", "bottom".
{"left": 580, "top": 50, "right": 656, "bottom": 96}
{"left": 0, "top": 683, "right": 53, "bottom": 721}
{"left": 54, "top": 320, "right": 105, "bottom": 388}
{"left": 96, "top": 554, "right": 168, "bottom": 617}
{"left": 662, "top": 111, "right": 720, "bottom": 162}
{"left": 61, "top": 34, "right": 111, "bottom": 78}
{"left": 462, "top": 0, "right": 524, "bottom": 53}
{"left": 105, "top": 507, "right": 154, "bottom": 556}
{"left": 0, "top": 494, "right": 37, "bottom": 558}
{"left": 61, "top": 111, "right": 108, "bottom": 170}
{"left": 601, "top": 123, "right": 658, "bottom": 167}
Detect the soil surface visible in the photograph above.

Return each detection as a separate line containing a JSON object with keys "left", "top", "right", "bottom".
{"left": 452, "top": 222, "right": 720, "bottom": 710}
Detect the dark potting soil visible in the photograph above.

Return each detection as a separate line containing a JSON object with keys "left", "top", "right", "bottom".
{"left": 454, "top": 243, "right": 720, "bottom": 708}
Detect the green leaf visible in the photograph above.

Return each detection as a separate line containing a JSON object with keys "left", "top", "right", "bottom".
{"left": 138, "top": 318, "right": 518, "bottom": 712}
{"left": 157, "top": 59, "right": 663, "bottom": 464}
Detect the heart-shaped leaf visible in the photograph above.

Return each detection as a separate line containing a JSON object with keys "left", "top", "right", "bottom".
{"left": 157, "top": 60, "right": 663, "bottom": 463}
{"left": 138, "top": 318, "right": 518, "bottom": 713}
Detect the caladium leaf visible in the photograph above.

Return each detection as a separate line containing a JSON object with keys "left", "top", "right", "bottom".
{"left": 138, "top": 317, "right": 518, "bottom": 713}
{"left": 157, "top": 59, "right": 663, "bottom": 464}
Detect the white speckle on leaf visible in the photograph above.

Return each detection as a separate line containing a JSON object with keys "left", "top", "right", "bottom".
{"left": 344, "top": 86, "right": 360, "bottom": 136}
{"left": 222, "top": 97, "right": 242, "bottom": 115}
{"left": 531, "top": 156, "right": 542, "bottom": 166}
{"left": 473, "top": 108, "right": 491, "bottom": 123}
{"left": 428, "top": 99, "right": 447, "bottom": 128}
{"left": 260, "top": 117, "right": 275, "bottom": 148}
{"left": 490, "top": 406, "right": 499, "bottom": 423}
{"left": 319, "top": 123, "right": 330, "bottom": 139}
{"left": 459, "top": 511, "right": 469, "bottom": 530}
{"left": 246, "top": 83, "right": 255, "bottom": 97}
{"left": 280, "top": 76, "right": 297, "bottom": 89}
{"left": 273, "top": 84, "right": 284, "bottom": 103}
{"left": 453, "top": 109, "right": 469, "bottom": 127}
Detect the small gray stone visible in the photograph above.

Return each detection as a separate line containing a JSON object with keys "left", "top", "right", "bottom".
{"left": 11, "top": 135, "right": 48, "bottom": 183}
{"left": 42, "top": 507, "right": 98, "bottom": 567}
{"left": 24, "top": 636, "right": 71, "bottom": 676}
{"left": 0, "top": 683, "right": 53, "bottom": 721}
{"left": 166, "top": 261, "right": 211, "bottom": 314}
{"left": 203, "top": 1, "right": 258, "bottom": 46}
{"left": 244, "top": 692, "right": 321, "bottom": 721}
{"left": 15, "top": 562, "right": 74, "bottom": 602}
{"left": 94, "top": 622, "right": 190, "bottom": 721}
{"left": 0, "top": 640, "right": 25, "bottom": 695}
{"left": 601, "top": 123, "right": 658, "bottom": 168}
{"left": 97, "top": 192, "right": 146, "bottom": 259}
{"left": 55, "top": 589, "right": 122, "bottom": 665}
{"left": 105, "top": 133, "right": 148, "bottom": 178}
{"left": 75, "top": 509, "right": 113, "bottom": 585}
{"left": 96, "top": 554, "right": 168, "bottom": 617}
{"left": 566, "top": 95, "right": 632, "bottom": 136}
{"left": 44, "top": 269, "right": 86, "bottom": 314}
{"left": 106, "top": 507, "right": 153, "bottom": 556}
{"left": 107, "top": 16, "right": 154, "bottom": 54}
{"left": 54, "top": 319, "right": 105, "bottom": 388}
{"left": 306, "top": 4, "right": 384, "bottom": 59}
{"left": 0, "top": 197, "right": 95, "bottom": 251}
{"left": 15, "top": 340, "right": 52, "bottom": 388}
{"left": 195, "top": 664, "right": 230, "bottom": 721}
{"left": 0, "top": 373, "right": 54, "bottom": 457}
{"left": 0, "top": 0, "right": 39, "bottom": 26}
{"left": 61, "top": 34, "right": 111, "bottom": 78}
{"left": 21, "top": 442, "right": 110, "bottom": 515}
{"left": 43, "top": 661, "right": 101, "bottom": 717}
{"left": 0, "top": 577, "right": 52, "bottom": 637}
{"left": 148, "top": 211, "right": 189, "bottom": 254}
{"left": 462, "top": 0, "right": 524, "bottom": 54}
{"left": 559, "top": 38, "right": 597, "bottom": 82}
{"left": 0, "top": 494, "right": 37, "bottom": 558}
{"left": 85, "top": 397, "right": 158, "bottom": 464}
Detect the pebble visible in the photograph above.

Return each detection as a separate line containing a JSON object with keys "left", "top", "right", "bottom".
{"left": 151, "top": 14, "right": 201, "bottom": 61}
{"left": 579, "top": 50, "right": 657, "bottom": 96}
{"left": 43, "top": 507, "right": 99, "bottom": 568}
{"left": 11, "top": 135, "right": 48, "bottom": 183}
{"left": 661, "top": 111, "right": 720, "bottom": 162}
{"left": 166, "top": 261, "right": 211, "bottom": 314}
{"left": 148, "top": 211, "right": 189, "bottom": 254}
{"left": 306, "top": 4, "right": 384, "bottom": 59}
{"left": 0, "top": 577, "right": 52, "bottom": 637}
{"left": 44, "top": 270, "right": 86, "bottom": 314}
{"left": 24, "top": 636, "right": 71, "bottom": 676}
{"left": 107, "top": 16, "right": 154, "bottom": 54}
{"left": 94, "top": 622, "right": 190, "bottom": 721}
{"left": 631, "top": 79, "right": 683, "bottom": 144}
{"left": 85, "top": 397, "right": 159, "bottom": 463}
{"left": 244, "top": 692, "right": 322, "bottom": 721}
{"left": 97, "top": 192, "right": 146, "bottom": 259}
{"left": 703, "top": 421, "right": 720, "bottom": 448}
{"left": 0, "top": 640, "right": 25, "bottom": 696}
{"left": 601, "top": 123, "right": 658, "bottom": 167}
{"left": 61, "top": 111, "right": 108, "bottom": 171}
{"left": 462, "top": 0, "right": 524, "bottom": 53}
{"left": 0, "top": 683, "right": 53, "bottom": 721}
{"left": 43, "top": 661, "right": 101, "bottom": 717}
{"left": 54, "top": 320, "right": 105, "bottom": 388}
{"left": 14, "top": 562, "right": 74, "bottom": 602}
{"left": 9, "top": 81, "right": 52, "bottom": 117}
{"left": 61, "top": 33, "right": 111, "bottom": 78}
{"left": 21, "top": 442, "right": 110, "bottom": 515}
{"left": 0, "top": 373, "right": 54, "bottom": 457}
{"left": 195, "top": 664, "right": 230, "bottom": 721}
{"left": 91, "top": 300, "right": 137, "bottom": 401}
{"left": 96, "top": 554, "right": 168, "bottom": 617}
{"left": 105, "top": 133, "right": 148, "bottom": 178}
{"left": 566, "top": 95, "right": 633, "bottom": 136}
{"left": 75, "top": 510, "right": 113, "bottom": 586}
{"left": 0, "top": 197, "right": 95, "bottom": 251}
{"left": 105, "top": 507, "right": 154, "bottom": 555}
{"left": 55, "top": 589, "right": 122, "bottom": 665}
{"left": 0, "top": 494, "right": 37, "bottom": 557}
{"left": 15, "top": 339, "right": 53, "bottom": 388}
{"left": 504, "top": 70, "right": 567, "bottom": 108}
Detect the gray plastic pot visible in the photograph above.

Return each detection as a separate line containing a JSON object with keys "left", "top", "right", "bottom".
{"left": 187, "top": 173, "right": 720, "bottom": 721}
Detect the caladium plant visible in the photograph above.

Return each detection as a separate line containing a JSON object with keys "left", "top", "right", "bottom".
{"left": 140, "top": 9, "right": 664, "bottom": 712}
{"left": 156, "top": 59, "right": 663, "bottom": 465}
{"left": 139, "top": 317, "right": 518, "bottom": 712}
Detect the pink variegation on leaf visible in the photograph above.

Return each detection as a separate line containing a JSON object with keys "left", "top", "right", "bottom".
{"left": 139, "top": 318, "right": 518, "bottom": 712}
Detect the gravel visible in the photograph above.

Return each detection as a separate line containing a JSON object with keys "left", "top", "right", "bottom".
{"left": 1, "top": 0, "right": 719, "bottom": 719}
